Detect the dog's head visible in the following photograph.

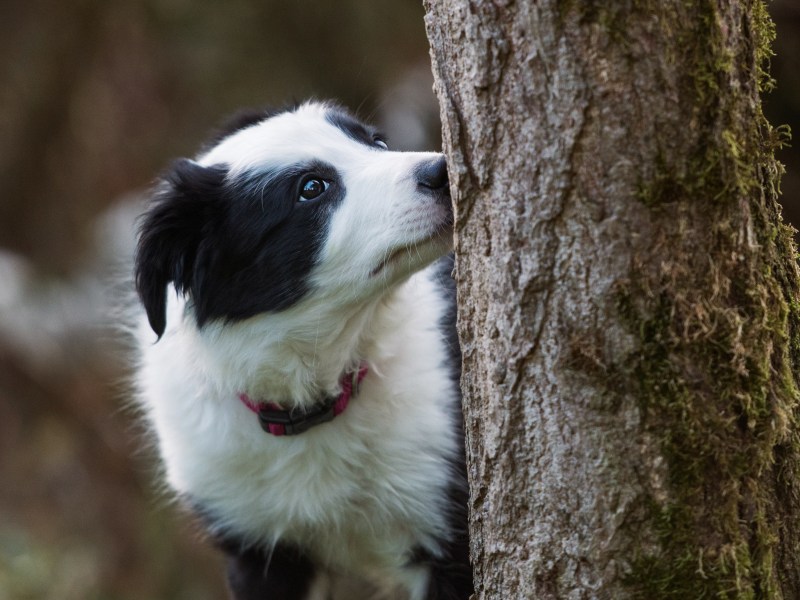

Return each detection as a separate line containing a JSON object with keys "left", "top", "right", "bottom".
{"left": 135, "top": 101, "right": 452, "bottom": 338}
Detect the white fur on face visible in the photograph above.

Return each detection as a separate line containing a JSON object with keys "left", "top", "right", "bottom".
{"left": 134, "top": 102, "right": 461, "bottom": 599}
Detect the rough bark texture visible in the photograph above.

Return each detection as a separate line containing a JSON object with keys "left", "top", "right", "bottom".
{"left": 423, "top": 1, "right": 800, "bottom": 598}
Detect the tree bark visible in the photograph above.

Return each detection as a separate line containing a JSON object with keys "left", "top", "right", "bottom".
{"left": 423, "top": 1, "right": 800, "bottom": 598}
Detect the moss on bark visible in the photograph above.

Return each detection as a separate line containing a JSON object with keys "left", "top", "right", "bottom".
{"left": 600, "top": 1, "right": 800, "bottom": 597}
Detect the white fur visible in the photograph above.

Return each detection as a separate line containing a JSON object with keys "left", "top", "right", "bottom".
{"left": 134, "top": 102, "right": 460, "bottom": 598}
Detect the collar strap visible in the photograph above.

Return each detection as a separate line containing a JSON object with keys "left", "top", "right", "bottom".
{"left": 238, "top": 364, "right": 368, "bottom": 436}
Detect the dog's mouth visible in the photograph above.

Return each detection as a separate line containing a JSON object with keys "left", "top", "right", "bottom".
{"left": 369, "top": 227, "right": 453, "bottom": 278}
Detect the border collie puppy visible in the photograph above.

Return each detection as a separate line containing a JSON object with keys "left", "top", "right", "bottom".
{"left": 133, "top": 101, "right": 472, "bottom": 599}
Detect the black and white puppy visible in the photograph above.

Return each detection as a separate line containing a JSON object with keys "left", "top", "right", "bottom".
{"left": 133, "top": 101, "right": 472, "bottom": 599}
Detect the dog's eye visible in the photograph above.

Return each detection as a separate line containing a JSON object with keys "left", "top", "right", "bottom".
{"left": 299, "top": 177, "right": 329, "bottom": 201}
{"left": 374, "top": 137, "right": 388, "bottom": 150}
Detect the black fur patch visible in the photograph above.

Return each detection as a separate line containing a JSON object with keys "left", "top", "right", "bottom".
{"left": 203, "top": 105, "right": 298, "bottom": 151}
{"left": 218, "top": 537, "right": 317, "bottom": 600}
{"left": 135, "top": 158, "right": 344, "bottom": 336}
{"left": 433, "top": 255, "right": 461, "bottom": 390}
{"left": 326, "top": 107, "right": 386, "bottom": 150}
{"left": 211, "top": 109, "right": 272, "bottom": 144}
{"left": 135, "top": 159, "right": 227, "bottom": 337}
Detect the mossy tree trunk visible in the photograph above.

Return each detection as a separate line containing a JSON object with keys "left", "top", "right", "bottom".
{"left": 423, "top": 1, "right": 799, "bottom": 598}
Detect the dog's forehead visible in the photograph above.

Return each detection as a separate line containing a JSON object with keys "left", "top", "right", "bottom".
{"left": 198, "top": 102, "right": 377, "bottom": 173}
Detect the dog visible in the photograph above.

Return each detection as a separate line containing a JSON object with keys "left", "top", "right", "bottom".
{"left": 132, "top": 101, "right": 472, "bottom": 600}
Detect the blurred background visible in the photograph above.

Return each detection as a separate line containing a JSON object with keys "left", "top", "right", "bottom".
{"left": 0, "top": 1, "right": 797, "bottom": 599}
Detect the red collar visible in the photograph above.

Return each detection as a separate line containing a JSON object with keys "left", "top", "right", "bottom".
{"left": 237, "top": 364, "right": 368, "bottom": 436}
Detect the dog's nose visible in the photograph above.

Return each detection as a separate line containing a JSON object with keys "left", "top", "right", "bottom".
{"left": 415, "top": 155, "right": 449, "bottom": 194}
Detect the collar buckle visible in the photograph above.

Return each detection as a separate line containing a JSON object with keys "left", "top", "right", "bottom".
{"left": 257, "top": 400, "right": 336, "bottom": 436}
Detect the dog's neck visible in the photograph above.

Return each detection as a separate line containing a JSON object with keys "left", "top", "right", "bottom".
{"left": 184, "top": 289, "right": 395, "bottom": 410}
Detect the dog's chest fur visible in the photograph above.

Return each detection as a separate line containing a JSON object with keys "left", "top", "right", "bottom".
{"left": 137, "top": 267, "right": 460, "bottom": 591}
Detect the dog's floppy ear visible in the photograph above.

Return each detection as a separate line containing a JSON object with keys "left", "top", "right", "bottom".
{"left": 135, "top": 159, "right": 226, "bottom": 338}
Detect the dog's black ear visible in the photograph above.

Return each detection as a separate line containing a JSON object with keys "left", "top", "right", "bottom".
{"left": 135, "top": 159, "right": 226, "bottom": 338}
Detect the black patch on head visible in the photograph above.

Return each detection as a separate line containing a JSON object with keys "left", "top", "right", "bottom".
{"left": 135, "top": 158, "right": 343, "bottom": 337}
{"left": 325, "top": 107, "right": 386, "bottom": 150}
{"left": 203, "top": 106, "right": 289, "bottom": 151}
{"left": 211, "top": 109, "right": 272, "bottom": 142}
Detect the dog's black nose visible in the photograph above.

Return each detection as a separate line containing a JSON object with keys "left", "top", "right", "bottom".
{"left": 415, "top": 155, "right": 449, "bottom": 193}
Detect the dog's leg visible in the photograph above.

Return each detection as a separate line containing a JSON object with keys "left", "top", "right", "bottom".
{"left": 224, "top": 541, "right": 317, "bottom": 600}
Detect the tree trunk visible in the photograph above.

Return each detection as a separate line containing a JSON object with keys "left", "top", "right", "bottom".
{"left": 423, "top": 1, "right": 800, "bottom": 598}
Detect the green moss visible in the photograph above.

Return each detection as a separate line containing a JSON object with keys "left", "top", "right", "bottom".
{"left": 617, "top": 177, "right": 800, "bottom": 596}
{"left": 615, "top": 269, "right": 791, "bottom": 597}
{"left": 596, "top": 2, "right": 800, "bottom": 598}
{"left": 624, "top": 501, "right": 758, "bottom": 599}
{"left": 555, "top": 2, "right": 799, "bottom": 596}
{"left": 752, "top": 0, "right": 777, "bottom": 93}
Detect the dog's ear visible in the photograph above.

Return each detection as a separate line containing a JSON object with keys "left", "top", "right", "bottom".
{"left": 135, "top": 159, "right": 226, "bottom": 338}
